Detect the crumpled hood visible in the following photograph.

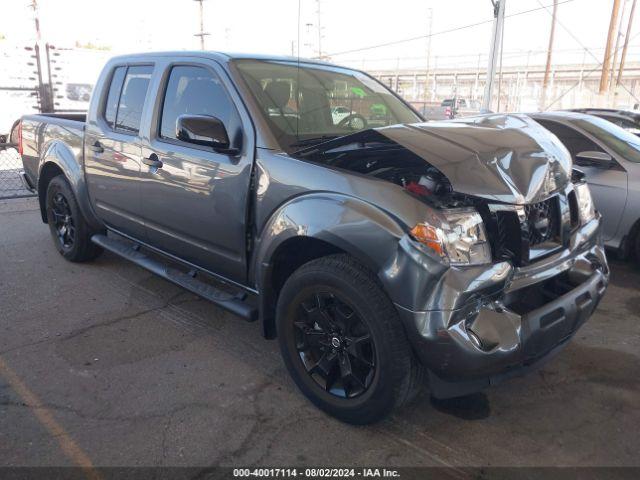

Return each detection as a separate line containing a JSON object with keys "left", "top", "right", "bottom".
{"left": 376, "top": 114, "right": 572, "bottom": 204}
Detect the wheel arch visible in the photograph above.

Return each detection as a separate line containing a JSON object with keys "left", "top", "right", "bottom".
{"left": 620, "top": 216, "right": 640, "bottom": 259}
{"left": 252, "top": 193, "right": 406, "bottom": 339}
{"left": 37, "top": 141, "right": 102, "bottom": 230}
{"left": 37, "top": 162, "right": 65, "bottom": 222}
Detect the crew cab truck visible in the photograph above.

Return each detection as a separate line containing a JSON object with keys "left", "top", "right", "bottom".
{"left": 17, "top": 52, "right": 609, "bottom": 424}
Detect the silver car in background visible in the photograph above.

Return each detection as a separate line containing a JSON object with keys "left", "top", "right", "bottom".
{"left": 531, "top": 111, "right": 640, "bottom": 261}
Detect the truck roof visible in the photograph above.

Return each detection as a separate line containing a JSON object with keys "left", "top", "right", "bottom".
{"left": 107, "top": 50, "right": 340, "bottom": 68}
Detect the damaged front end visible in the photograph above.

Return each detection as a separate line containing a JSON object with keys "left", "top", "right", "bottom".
{"left": 295, "top": 114, "right": 609, "bottom": 398}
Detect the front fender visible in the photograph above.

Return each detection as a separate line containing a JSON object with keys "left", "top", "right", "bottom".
{"left": 252, "top": 193, "right": 411, "bottom": 337}
{"left": 254, "top": 193, "right": 406, "bottom": 281}
{"left": 37, "top": 140, "right": 102, "bottom": 230}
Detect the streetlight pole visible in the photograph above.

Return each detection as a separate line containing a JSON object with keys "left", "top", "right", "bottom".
{"left": 482, "top": 0, "right": 506, "bottom": 112}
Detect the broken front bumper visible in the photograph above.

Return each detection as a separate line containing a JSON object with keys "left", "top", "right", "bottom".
{"left": 389, "top": 216, "right": 609, "bottom": 399}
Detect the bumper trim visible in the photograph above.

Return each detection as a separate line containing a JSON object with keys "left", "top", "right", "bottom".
{"left": 396, "top": 241, "right": 609, "bottom": 398}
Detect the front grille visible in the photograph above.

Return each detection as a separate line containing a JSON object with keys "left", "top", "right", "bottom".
{"left": 484, "top": 194, "right": 564, "bottom": 267}
{"left": 524, "top": 197, "right": 561, "bottom": 246}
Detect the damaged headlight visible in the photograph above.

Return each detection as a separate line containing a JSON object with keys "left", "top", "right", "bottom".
{"left": 575, "top": 183, "right": 596, "bottom": 224}
{"left": 410, "top": 209, "right": 492, "bottom": 266}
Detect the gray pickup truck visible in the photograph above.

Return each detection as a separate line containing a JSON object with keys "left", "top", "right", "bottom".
{"left": 17, "top": 52, "right": 608, "bottom": 424}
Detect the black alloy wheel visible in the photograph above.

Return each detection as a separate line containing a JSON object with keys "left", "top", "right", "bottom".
{"left": 294, "top": 291, "right": 376, "bottom": 399}
{"left": 276, "top": 254, "right": 422, "bottom": 424}
{"left": 46, "top": 175, "right": 103, "bottom": 262}
{"left": 49, "top": 191, "right": 76, "bottom": 251}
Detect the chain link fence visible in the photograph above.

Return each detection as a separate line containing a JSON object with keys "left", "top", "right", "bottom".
{"left": 0, "top": 144, "right": 33, "bottom": 199}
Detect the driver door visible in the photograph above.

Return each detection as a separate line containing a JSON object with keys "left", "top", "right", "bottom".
{"left": 138, "top": 61, "right": 253, "bottom": 283}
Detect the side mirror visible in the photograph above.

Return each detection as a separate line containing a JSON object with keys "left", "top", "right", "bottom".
{"left": 176, "top": 114, "right": 239, "bottom": 155}
{"left": 575, "top": 150, "right": 612, "bottom": 168}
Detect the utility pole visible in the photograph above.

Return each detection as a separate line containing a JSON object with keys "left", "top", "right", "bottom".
{"left": 30, "top": 0, "right": 41, "bottom": 42}
{"left": 616, "top": 0, "right": 637, "bottom": 87}
{"left": 193, "top": 0, "right": 210, "bottom": 50}
{"left": 424, "top": 7, "right": 433, "bottom": 103}
{"left": 316, "top": 0, "right": 323, "bottom": 59}
{"left": 482, "top": 0, "right": 506, "bottom": 112}
{"left": 304, "top": 23, "right": 314, "bottom": 57}
{"left": 540, "top": 0, "right": 558, "bottom": 110}
{"left": 599, "top": 0, "right": 621, "bottom": 93}
{"left": 610, "top": 0, "right": 628, "bottom": 91}
{"left": 29, "top": 0, "right": 53, "bottom": 112}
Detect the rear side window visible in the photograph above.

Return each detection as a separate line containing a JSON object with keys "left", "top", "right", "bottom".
{"left": 104, "top": 67, "right": 126, "bottom": 129}
{"left": 160, "top": 65, "right": 240, "bottom": 142}
{"left": 115, "top": 66, "right": 153, "bottom": 133}
{"left": 603, "top": 115, "right": 637, "bottom": 130}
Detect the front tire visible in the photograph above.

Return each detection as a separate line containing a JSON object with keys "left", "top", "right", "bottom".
{"left": 46, "top": 175, "right": 102, "bottom": 262}
{"left": 276, "top": 254, "right": 422, "bottom": 424}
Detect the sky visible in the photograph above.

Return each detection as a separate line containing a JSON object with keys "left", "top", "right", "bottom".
{"left": 0, "top": 0, "right": 638, "bottom": 71}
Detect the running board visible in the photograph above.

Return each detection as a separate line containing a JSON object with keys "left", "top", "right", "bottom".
{"left": 91, "top": 234, "right": 257, "bottom": 322}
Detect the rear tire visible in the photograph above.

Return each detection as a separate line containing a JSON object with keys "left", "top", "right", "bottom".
{"left": 45, "top": 175, "right": 102, "bottom": 262}
{"left": 276, "top": 254, "right": 422, "bottom": 424}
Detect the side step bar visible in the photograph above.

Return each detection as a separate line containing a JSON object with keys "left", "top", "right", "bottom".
{"left": 91, "top": 234, "right": 257, "bottom": 322}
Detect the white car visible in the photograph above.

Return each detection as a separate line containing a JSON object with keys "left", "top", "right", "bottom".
{"left": 331, "top": 106, "right": 354, "bottom": 124}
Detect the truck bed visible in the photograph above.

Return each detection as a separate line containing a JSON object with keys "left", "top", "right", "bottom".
{"left": 20, "top": 112, "right": 86, "bottom": 188}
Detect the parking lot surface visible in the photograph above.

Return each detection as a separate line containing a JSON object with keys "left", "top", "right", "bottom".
{"left": 1, "top": 197, "right": 639, "bottom": 469}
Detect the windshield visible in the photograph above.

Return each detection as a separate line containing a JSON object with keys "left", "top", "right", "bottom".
{"left": 234, "top": 59, "right": 421, "bottom": 151}
{"left": 574, "top": 116, "right": 640, "bottom": 163}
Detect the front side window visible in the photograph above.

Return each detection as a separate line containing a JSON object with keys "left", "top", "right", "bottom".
{"left": 537, "top": 119, "right": 603, "bottom": 159}
{"left": 574, "top": 117, "right": 640, "bottom": 163}
{"left": 114, "top": 65, "right": 153, "bottom": 133}
{"left": 160, "top": 65, "right": 240, "bottom": 143}
{"left": 234, "top": 59, "right": 420, "bottom": 151}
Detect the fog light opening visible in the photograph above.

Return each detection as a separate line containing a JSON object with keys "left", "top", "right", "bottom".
{"left": 467, "top": 328, "right": 484, "bottom": 350}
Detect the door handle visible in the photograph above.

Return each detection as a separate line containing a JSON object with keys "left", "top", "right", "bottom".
{"left": 88, "top": 141, "right": 104, "bottom": 153}
{"left": 142, "top": 153, "right": 163, "bottom": 169}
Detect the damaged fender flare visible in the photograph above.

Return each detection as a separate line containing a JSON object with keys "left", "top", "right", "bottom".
{"left": 252, "top": 193, "right": 407, "bottom": 338}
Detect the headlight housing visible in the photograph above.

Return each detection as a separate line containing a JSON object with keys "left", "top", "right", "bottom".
{"left": 410, "top": 208, "right": 492, "bottom": 266}
{"left": 574, "top": 183, "right": 596, "bottom": 224}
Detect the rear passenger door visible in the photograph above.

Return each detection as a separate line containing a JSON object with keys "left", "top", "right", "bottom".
{"left": 138, "top": 60, "right": 254, "bottom": 284}
{"left": 85, "top": 64, "right": 154, "bottom": 240}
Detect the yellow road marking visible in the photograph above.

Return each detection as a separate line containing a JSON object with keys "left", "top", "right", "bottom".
{"left": 0, "top": 356, "right": 101, "bottom": 480}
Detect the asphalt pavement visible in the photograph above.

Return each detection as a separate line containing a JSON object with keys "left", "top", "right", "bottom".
{"left": 1, "top": 197, "right": 638, "bottom": 470}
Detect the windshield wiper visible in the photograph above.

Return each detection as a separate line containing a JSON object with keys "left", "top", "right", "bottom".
{"left": 290, "top": 135, "right": 340, "bottom": 148}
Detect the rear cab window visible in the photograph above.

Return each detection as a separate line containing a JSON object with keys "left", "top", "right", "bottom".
{"left": 102, "top": 64, "right": 154, "bottom": 134}
{"left": 104, "top": 67, "right": 126, "bottom": 128}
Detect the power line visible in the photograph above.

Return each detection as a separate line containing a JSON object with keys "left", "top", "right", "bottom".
{"left": 543, "top": 29, "right": 640, "bottom": 110}
{"left": 536, "top": 0, "right": 640, "bottom": 109}
{"left": 337, "top": 45, "right": 640, "bottom": 66}
{"left": 321, "top": 0, "right": 575, "bottom": 58}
